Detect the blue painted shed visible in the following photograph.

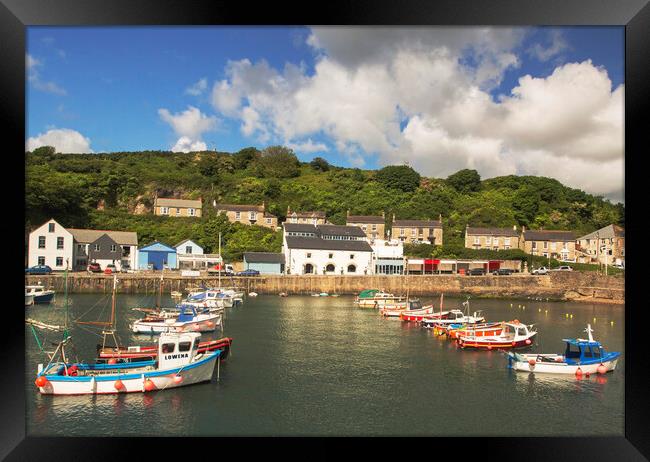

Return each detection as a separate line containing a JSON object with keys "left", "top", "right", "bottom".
{"left": 138, "top": 241, "right": 177, "bottom": 270}
{"left": 243, "top": 252, "right": 285, "bottom": 274}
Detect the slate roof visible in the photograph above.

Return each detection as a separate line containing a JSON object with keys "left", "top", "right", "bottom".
{"left": 67, "top": 228, "right": 138, "bottom": 246}
{"left": 283, "top": 223, "right": 318, "bottom": 233}
{"left": 288, "top": 210, "right": 326, "bottom": 218}
{"left": 523, "top": 230, "right": 576, "bottom": 241}
{"left": 318, "top": 224, "right": 367, "bottom": 238}
{"left": 466, "top": 227, "right": 519, "bottom": 237}
{"left": 393, "top": 219, "right": 442, "bottom": 228}
{"left": 347, "top": 215, "right": 385, "bottom": 224}
{"left": 214, "top": 203, "right": 264, "bottom": 212}
{"left": 578, "top": 224, "right": 625, "bottom": 241}
{"left": 285, "top": 236, "right": 373, "bottom": 252}
{"left": 155, "top": 197, "right": 202, "bottom": 208}
{"left": 243, "top": 252, "right": 285, "bottom": 264}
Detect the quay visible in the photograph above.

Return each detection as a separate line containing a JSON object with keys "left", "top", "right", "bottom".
{"left": 25, "top": 272, "right": 624, "bottom": 304}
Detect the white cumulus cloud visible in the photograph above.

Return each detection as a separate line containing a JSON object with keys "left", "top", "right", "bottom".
{"left": 158, "top": 105, "right": 218, "bottom": 152}
{"left": 185, "top": 78, "right": 208, "bottom": 96}
{"left": 26, "top": 128, "right": 93, "bottom": 153}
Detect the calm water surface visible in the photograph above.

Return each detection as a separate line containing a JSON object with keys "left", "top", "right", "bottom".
{"left": 26, "top": 294, "right": 624, "bottom": 436}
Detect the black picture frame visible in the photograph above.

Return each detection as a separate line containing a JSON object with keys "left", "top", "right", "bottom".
{"left": 3, "top": 0, "right": 648, "bottom": 459}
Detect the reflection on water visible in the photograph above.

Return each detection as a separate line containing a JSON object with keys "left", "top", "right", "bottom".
{"left": 26, "top": 294, "right": 624, "bottom": 436}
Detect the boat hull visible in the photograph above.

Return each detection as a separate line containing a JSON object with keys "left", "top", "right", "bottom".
{"left": 458, "top": 332, "right": 537, "bottom": 350}
{"left": 132, "top": 314, "right": 221, "bottom": 334}
{"left": 33, "top": 292, "right": 55, "bottom": 304}
{"left": 508, "top": 353, "right": 619, "bottom": 374}
{"left": 98, "top": 338, "right": 232, "bottom": 362}
{"left": 36, "top": 352, "right": 220, "bottom": 395}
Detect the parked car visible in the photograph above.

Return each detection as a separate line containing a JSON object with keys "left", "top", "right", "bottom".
{"left": 555, "top": 265, "right": 573, "bottom": 271}
{"left": 468, "top": 268, "right": 486, "bottom": 276}
{"left": 492, "top": 268, "right": 514, "bottom": 276}
{"left": 208, "top": 264, "right": 235, "bottom": 276}
{"left": 532, "top": 267, "right": 549, "bottom": 275}
{"left": 613, "top": 263, "right": 625, "bottom": 269}
{"left": 105, "top": 264, "right": 117, "bottom": 274}
{"left": 25, "top": 265, "right": 52, "bottom": 275}
{"left": 237, "top": 269, "right": 260, "bottom": 277}
{"left": 87, "top": 262, "right": 102, "bottom": 273}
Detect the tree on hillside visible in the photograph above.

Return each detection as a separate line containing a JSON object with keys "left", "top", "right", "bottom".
{"left": 253, "top": 145, "right": 301, "bottom": 178}
{"left": 446, "top": 169, "right": 481, "bottom": 193}
{"left": 232, "top": 147, "right": 261, "bottom": 170}
{"left": 375, "top": 165, "right": 421, "bottom": 192}
{"left": 30, "top": 145, "right": 56, "bottom": 156}
{"left": 310, "top": 157, "right": 330, "bottom": 172}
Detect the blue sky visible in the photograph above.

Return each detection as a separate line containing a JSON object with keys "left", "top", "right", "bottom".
{"left": 26, "top": 26, "right": 624, "bottom": 200}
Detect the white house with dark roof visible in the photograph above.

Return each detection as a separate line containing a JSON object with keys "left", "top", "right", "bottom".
{"left": 282, "top": 223, "right": 373, "bottom": 275}
{"left": 27, "top": 218, "right": 138, "bottom": 271}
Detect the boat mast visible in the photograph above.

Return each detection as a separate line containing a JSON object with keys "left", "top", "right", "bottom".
{"left": 218, "top": 232, "right": 222, "bottom": 289}
{"left": 156, "top": 272, "right": 163, "bottom": 309}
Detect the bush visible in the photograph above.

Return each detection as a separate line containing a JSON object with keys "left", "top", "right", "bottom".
{"left": 375, "top": 165, "right": 421, "bottom": 192}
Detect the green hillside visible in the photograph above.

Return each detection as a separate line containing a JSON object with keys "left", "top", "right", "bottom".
{"left": 25, "top": 146, "right": 624, "bottom": 261}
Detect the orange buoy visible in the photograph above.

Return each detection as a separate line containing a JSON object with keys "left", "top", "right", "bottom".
{"left": 108, "top": 358, "right": 118, "bottom": 365}
{"left": 585, "top": 372, "right": 591, "bottom": 378}
{"left": 575, "top": 367, "right": 583, "bottom": 377}
{"left": 528, "top": 359, "right": 536, "bottom": 366}
{"left": 597, "top": 364, "right": 607, "bottom": 375}
{"left": 114, "top": 379, "right": 124, "bottom": 390}
{"left": 144, "top": 379, "right": 156, "bottom": 392}
{"left": 512, "top": 341, "right": 517, "bottom": 346}
{"left": 525, "top": 339, "right": 532, "bottom": 345}
{"left": 487, "top": 345, "right": 492, "bottom": 350}
{"left": 35, "top": 376, "right": 48, "bottom": 388}
{"left": 173, "top": 375, "right": 183, "bottom": 384}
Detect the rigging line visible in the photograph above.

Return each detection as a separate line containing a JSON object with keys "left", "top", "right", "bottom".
{"left": 71, "top": 292, "right": 111, "bottom": 323}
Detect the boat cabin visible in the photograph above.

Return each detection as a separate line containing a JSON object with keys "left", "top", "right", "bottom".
{"left": 502, "top": 322, "right": 532, "bottom": 340}
{"left": 158, "top": 332, "right": 202, "bottom": 369}
{"left": 562, "top": 339, "right": 606, "bottom": 365}
{"left": 25, "top": 285, "right": 53, "bottom": 296}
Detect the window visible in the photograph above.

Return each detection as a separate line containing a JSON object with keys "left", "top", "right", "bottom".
{"left": 326, "top": 264, "right": 335, "bottom": 272}
{"left": 176, "top": 208, "right": 181, "bottom": 216}
{"left": 55, "top": 257, "right": 63, "bottom": 267}
{"left": 57, "top": 237, "right": 64, "bottom": 249}
{"left": 504, "top": 238, "right": 511, "bottom": 246}
{"left": 551, "top": 242, "right": 557, "bottom": 251}
{"left": 418, "top": 228, "right": 423, "bottom": 236}
{"left": 400, "top": 228, "right": 405, "bottom": 236}
{"left": 306, "top": 252, "right": 311, "bottom": 258}
{"left": 411, "top": 228, "right": 417, "bottom": 236}
{"left": 162, "top": 343, "right": 175, "bottom": 353}
{"left": 78, "top": 244, "right": 85, "bottom": 252}
{"left": 38, "top": 256, "right": 45, "bottom": 265}
{"left": 48, "top": 223, "right": 55, "bottom": 232}
{"left": 111, "top": 244, "right": 117, "bottom": 252}
{"left": 38, "top": 236, "right": 46, "bottom": 249}
{"left": 362, "top": 225, "right": 367, "bottom": 231}
{"left": 178, "top": 341, "right": 192, "bottom": 352}
{"left": 486, "top": 237, "right": 491, "bottom": 245}
{"left": 347, "top": 264, "right": 356, "bottom": 273}
{"left": 532, "top": 242, "right": 537, "bottom": 249}
{"left": 94, "top": 244, "right": 100, "bottom": 251}
{"left": 350, "top": 254, "right": 355, "bottom": 259}
{"left": 328, "top": 253, "right": 334, "bottom": 259}
{"left": 543, "top": 241, "right": 548, "bottom": 249}
{"left": 235, "top": 211, "right": 241, "bottom": 220}
{"left": 160, "top": 207, "right": 169, "bottom": 215}
{"left": 188, "top": 208, "right": 195, "bottom": 216}
{"left": 372, "top": 224, "right": 377, "bottom": 231}
{"left": 186, "top": 245, "right": 193, "bottom": 254}
{"left": 266, "top": 218, "right": 272, "bottom": 225}
{"left": 474, "top": 237, "right": 480, "bottom": 245}
{"left": 249, "top": 212, "right": 257, "bottom": 220}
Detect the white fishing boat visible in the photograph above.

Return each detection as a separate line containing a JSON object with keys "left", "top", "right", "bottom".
{"left": 355, "top": 289, "right": 407, "bottom": 308}
{"left": 25, "top": 294, "right": 34, "bottom": 307}
{"left": 507, "top": 325, "right": 621, "bottom": 374}
{"left": 420, "top": 309, "right": 486, "bottom": 328}
{"left": 132, "top": 304, "right": 222, "bottom": 334}
{"left": 184, "top": 290, "right": 233, "bottom": 309}
{"left": 25, "top": 285, "right": 55, "bottom": 304}
{"left": 248, "top": 292, "right": 258, "bottom": 297}
{"left": 34, "top": 332, "right": 223, "bottom": 395}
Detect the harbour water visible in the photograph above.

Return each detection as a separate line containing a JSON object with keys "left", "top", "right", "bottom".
{"left": 26, "top": 294, "right": 624, "bottom": 436}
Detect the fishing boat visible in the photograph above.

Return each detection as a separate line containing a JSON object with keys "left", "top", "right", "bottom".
{"left": 398, "top": 306, "right": 438, "bottom": 321}
{"left": 97, "top": 337, "right": 233, "bottom": 363}
{"left": 34, "top": 332, "right": 223, "bottom": 395}
{"left": 457, "top": 320, "right": 536, "bottom": 350}
{"left": 184, "top": 290, "right": 233, "bottom": 309}
{"left": 448, "top": 322, "right": 505, "bottom": 339}
{"left": 25, "top": 294, "right": 34, "bottom": 307}
{"left": 132, "top": 304, "right": 222, "bottom": 334}
{"left": 25, "top": 285, "right": 55, "bottom": 304}
{"left": 248, "top": 292, "right": 258, "bottom": 297}
{"left": 355, "top": 289, "right": 407, "bottom": 308}
{"left": 380, "top": 300, "right": 424, "bottom": 317}
{"left": 506, "top": 324, "right": 620, "bottom": 375}
{"left": 421, "top": 309, "right": 486, "bottom": 328}
{"left": 279, "top": 292, "right": 288, "bottom": 297}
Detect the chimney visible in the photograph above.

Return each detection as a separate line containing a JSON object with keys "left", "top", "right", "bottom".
{"left": 438, "top": 213, "right": 442, "bottom": 223}
{"left": 522, "top": 225, "right": 526, "bottom": 233}
{"left": 513, "top": 225, "right": 517, "bottom": 231}
{"left": 392, "top": 214, "right": 396, "bottom": 223}
{"left": 262, "top": 201, "right": 265, "bottom": 211}
{"left": 213, "top": 199, "right": 216, "bottom": 207}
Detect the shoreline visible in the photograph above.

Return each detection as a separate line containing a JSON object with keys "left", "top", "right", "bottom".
{"left": 26, "top": 272, "right": 624, "bottom": 305}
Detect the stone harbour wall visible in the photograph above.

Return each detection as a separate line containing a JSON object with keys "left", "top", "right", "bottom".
{"left": 26, "top": 271, "right": 624, "bottom": 304}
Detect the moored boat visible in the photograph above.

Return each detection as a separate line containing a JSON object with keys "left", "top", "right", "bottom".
{"left": 97, "top": 337, "right": 233, "bottom": 363}
{"left": 399, "top": 306, "right": 438, "bottom": 322}
{"left": 449, "top": 321, "right": 504, "bottom": 339}
{"left": 25, "top": 285, "right": 55, "bottom": 304}
{"left": 380, "top": 300, "right": 424, "bottom": 317}
{"left": 132, "top": 304, "right": 222, "bottom": 334}
{"left": 25, "top": 294, "right": 35, "bottom": 307}
{"left": 420, "top": 309, "right": 486, "bottom": 328}
{"left": 506, "top": 324, "right": 620, "bottom": 374}
{"left": 35, "top": 332, "right": 223, "bottom": 395}
{"left": 457, "top": 320, "right": 536, "bottom": 350}
{"left": 355, "top": 289, "right": 407, "bottom": 308}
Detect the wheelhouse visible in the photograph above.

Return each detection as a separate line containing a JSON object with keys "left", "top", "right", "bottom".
{"left": 563, "top": 339, "right": 606, "bottom": 364}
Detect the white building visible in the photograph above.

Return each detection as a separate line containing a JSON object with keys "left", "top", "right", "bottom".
{"left": 27, "top": 219, "right": 74, "bottom": 270}
{"left": 27, "top": 218, "right": 138, "bottom": 271}
{"left": 174, "top": 239, "right": 222, "bottom": 270}
{"left": 175, "top": 239, "right": 204, "bottom": 256}
{"left": 371, "top": 239, "right": 405, "bottom": 274}
{"left": 283, "top": 223, "right": 374, "bottom": 275}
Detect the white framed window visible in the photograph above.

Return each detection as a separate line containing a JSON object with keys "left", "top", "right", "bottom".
{"left": 160, "top": 207, "right": 169, "bottom": 215}
{"left": 400, "top": 228, "right": 405, "bottom": 236}
{"left": 551, "top": 242, "right": 557, "bottom": 251}
{"left": 111, "top": 244, "right": 117, "bottom": 252}
{"left": 78, "top": 244, "right": 85, "bottom": 252}
{"left": 235, "top": 211, "right": 241, "bottom": 220}
{"left": 486, "top": 237, "right": 492, "bottom": 245}
{"left": 493, "top": 237, "right": 499, "bottom": 246}
{"left": 504, "top": 238, "right": 511, "bottom": 246}
{"left": 176, "top": 208, "right": 181, "bottom": 216}
{"left": 543, "top": 241, "right": 548, "bottom": 249}
{"left": 48, "top": 223, "right": 55, "bottom": 233}
{"left": 57, "top": 237, "right": 64, "bottom": 249}
{"left": 474, "top": 237, "right": 480, "bottom": 245}
{"left": 266, "top": 218, "right": 272, "bottom": 225}
{"left": 372, "top": 224, "right": 377, "bottom": 231}
{"left": 532, "top": 242, "right": 537, "bottom": 249}
{"left": 186, "top": 245, "right": 193, "bottom": 254}
{"left": 188, "top": 208, "right": 195, "bottom": 216}
{"left": 249, "top": 212, "right": 257, "bottom": 220}
{"left": 38, "top": 256, "right": 45, "bottom": 265}
{"left": 328, "top": 253, "right": 334, "bottom": 259}
{"left": 38, "top": 236, "right": 46, "bottom": 249}
{"left": 350, "top": 254, "right": 355, "bottom": 259}
{"left": 306, "top": 252, "right": 311, "bottom": 258}
{"left": 56, "top": 257, "right": 63, "bottom": 267}
{"left": 94, "top": 244, "right": 100, "bottom": 251}
{"left": 411, "top": 228, "right": 417, "bottom": 236}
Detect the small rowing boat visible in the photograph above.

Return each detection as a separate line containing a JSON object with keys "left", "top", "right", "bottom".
{"left": 458, "top": 320, "right": 536, "bottom": 350}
